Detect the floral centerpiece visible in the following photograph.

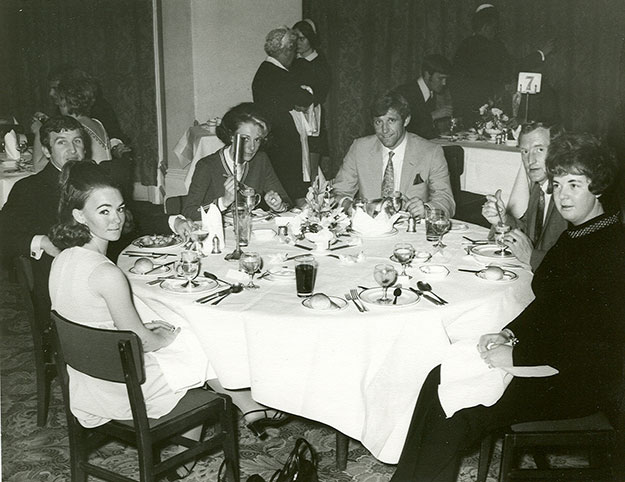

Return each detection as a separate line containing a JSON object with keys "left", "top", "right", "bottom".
{"left": 476, "top": 100, "right": 515, "bottom": 140}
{"left": 290, "top": 175, "right": 350, "bottom": 248}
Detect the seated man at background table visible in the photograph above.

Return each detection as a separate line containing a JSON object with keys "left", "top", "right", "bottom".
{"left": 481, "top": 122, "right": 567, "bottom": 270}
{"left": 393, "top": 54, "right": 453, "bottom": 140}
{"left": 0, "top": 116, "right": 192, "bottom": 324}
{"left": 332, "top": 91, "right": 455, "bottom": 219}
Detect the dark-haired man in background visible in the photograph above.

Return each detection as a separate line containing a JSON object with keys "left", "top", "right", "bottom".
{"left": 393, "top": 54, "right": 453, "bottom": 139}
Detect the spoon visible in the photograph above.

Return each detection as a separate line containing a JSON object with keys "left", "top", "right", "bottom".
{"left": 211, "top": 283, "right": 243, "bottom": 305}
{"left": 203, "top": 271, "right": 232, "bottom": 286}
{"left": 417, "top": 281, "right": 448, "bottom": 305}
{"left": 392, "top": 287, "right": 402, "bottom": 305}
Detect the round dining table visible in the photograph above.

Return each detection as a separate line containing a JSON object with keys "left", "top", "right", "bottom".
{"left": 117, "top": 216, "right": 534, "bottom": 464}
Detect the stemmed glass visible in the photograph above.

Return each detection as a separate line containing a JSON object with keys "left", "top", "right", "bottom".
{"left": 429, "top": 209, "right": 451, "bottom": 249}
{"left": 17, "top": 140, "right": 32, "bottom": 171}
{"left": 176, "top": 250, "right": 200, "bottom": 288}
{"left": 239, "top": 252, "right": 262, "bottom": 289}
{"left": 393, "top": 243, "right": 415, "bottom": 278}
{"left": 373, "top": 264, "right": 398, "bottom": 304}
{"left": 189, "top": 222, "right": 209, "bottom": 257}
{"left": 390, "top": 191, "right": 403, "bottom": 213}
{"left": 494, "top": 221, "right": 512, "bottom": 256}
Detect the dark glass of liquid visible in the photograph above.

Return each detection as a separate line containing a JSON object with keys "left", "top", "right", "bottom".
{"left": 295, "top": 255, "right": 317, "bottom": 297}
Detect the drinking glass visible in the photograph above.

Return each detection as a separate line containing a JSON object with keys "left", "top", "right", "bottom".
{"left": 176, "top": 250, "right": 200, "bottom": 288}
{"left": 393, "top": 243, "right": 415, "bottom": 278}
{"left": 494, "top": 221, "right": 512, "bottom": 256}
{"left": 190, "top": 221, "right": 209, "bottom": 256}
{"left": 295, "top": 254, "right": 318, "bottom": 297}
{"left": 428, "top": 209, "right": 450, "bottom": 249}
{"left": 235, "top": 206, "right": 252, "bottom": 247}
{"left": 391, "top": 191, "right": 403, "bottom": 213}
{"left": 239, "top": 252, "right": 262, "bottom": 289}
{"left": 241, "top": 187, "right": 261, "bottom": 212}
{"left": 373, "top": 264, "right": 398, "bottom": 304}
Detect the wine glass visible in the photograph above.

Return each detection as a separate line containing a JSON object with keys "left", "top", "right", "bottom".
{"left": 190, "top": 222, "right": 209, "bottom": 256}
{"left": 390, "top": 191, "right": 403, "bottom": 214}
{"left": 239, "top": 252, "right": 262, "bottom": 289}
{"left": 494, "top": 221, "right": 512, "bottom": 256}
{"left": 17, "top": 140, "right": 32, "bottom": 171}
{"left": 176, "top": 250, "right": 200, "bottom": 288}
{"left": 393, "top": 242, "right": 415, "bottom": 278}
{"left": 429, "top": 210, "right": 451, "bottom": 249}
{"left": 373, "top": 264, "right": 398, "bottom": 304}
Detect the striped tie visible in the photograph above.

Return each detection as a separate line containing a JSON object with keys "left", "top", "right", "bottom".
{"left": 381, "top": 151, "right": 395, "bottom": 197}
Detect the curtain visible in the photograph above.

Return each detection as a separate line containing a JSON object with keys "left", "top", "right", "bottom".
{"left": 303, "top": 0, "right": 625, "bottom": 176}
{"left": 3, "top": 0, "right": 158, "bottom": 185}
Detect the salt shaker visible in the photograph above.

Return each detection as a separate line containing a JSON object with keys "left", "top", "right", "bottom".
{"left": 211, "top": 235, "right": 221, "bottom": 254}
{"left": 407, "top": 216, "right": 417, "bottom": 233}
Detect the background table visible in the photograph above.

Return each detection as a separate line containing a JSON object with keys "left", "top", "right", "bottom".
{"left": 0, "top": 153, "right": 34, "bottom": 210}
{"left": 432, "top": 139, "right": 530, "bottom": 218}
{"left": 118, "top": 219, "right": 534, "bottom": 463}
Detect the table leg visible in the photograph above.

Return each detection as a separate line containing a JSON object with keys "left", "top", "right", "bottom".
{"left": 336, "top": 431, "right": 349, "bottom": 470}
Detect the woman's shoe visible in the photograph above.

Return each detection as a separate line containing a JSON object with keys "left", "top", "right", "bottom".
{"left": 244, "top": 409, "right": 292, "bottom": 440}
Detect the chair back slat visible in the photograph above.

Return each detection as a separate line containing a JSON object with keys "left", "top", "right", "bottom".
{"left": 51, "top": 311, "right": 145, "bottom": 384}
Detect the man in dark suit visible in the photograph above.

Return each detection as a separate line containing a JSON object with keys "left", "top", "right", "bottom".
{"left": 481, "top": 122, "right": 567, "bottom": 270}
{"left": 0, "top": 116, "right": 191, "bottom": 324}
{"left": 332, "top": 91, "right": 455, "bottom": 219}
{"left": 393, "top": 54, "right": 453, "bottom": 140}
{"left": 252, "top": 26, "right": 314, "bottom": 203}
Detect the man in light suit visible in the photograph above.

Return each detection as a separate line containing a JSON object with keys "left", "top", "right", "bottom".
{"left": 393, "top": 54, "right": 453, "bottom": 139}
{"left": 332, "top": 91, "right": 455, "bottom": 219}
{"left": 482, "top": 122, "right": 567, "bottom": 270}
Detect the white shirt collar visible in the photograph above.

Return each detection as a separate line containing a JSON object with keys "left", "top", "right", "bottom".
{"left": 417, "top": 77, "right": 432, "bottom": 102}
{"left": 299, "top": 50, "right": 318, "bottom": 61}
{"left": 265, "top": 56, "right": 288, "bottom": 71}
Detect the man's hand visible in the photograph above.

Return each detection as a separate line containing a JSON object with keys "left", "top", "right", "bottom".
{"left": 221, "top": 176, "right": 236, "bottom": 208}
{"left": 41, "top": 235, "right": 61, "bottom": 258}
{"left": 405, "top": 197, "right": 425, "bottom": 219}
{"left": 504, "top": 228, "right": 533, "bottom": 265}
{"left": 111, "top": 143, "right": 132, "bottom": 159}
{"left": 481, "top": 189, "right": 506, "bottom": 225}
{"left": 431, "top": 106, "right": 453, "bottom": 121}
{"left": 477, "top": 332, "right": 514, "bottom": 368}
{"left": 264, "top": 190, "right": 286, "bottom": 212}
{"left": 173, "top": 217, "right": 193, "bottom": 238}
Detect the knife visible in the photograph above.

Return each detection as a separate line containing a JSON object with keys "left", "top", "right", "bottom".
{"left": 294, "top": 244, "right": 313, "bottom": 251}
{"left": 144, "top": 260, "right": 176, "bottom": 275}
{"left": 409, "top": 287, "right": 442, "bottom": 305}
{"left": 123, "top": 251, "right": 176, "bottom": 257}
{"left": 195, "top": 288, "right": 231, "bottom": 304}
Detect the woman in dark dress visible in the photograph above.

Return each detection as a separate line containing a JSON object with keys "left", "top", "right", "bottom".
{"left": 290, "top": 19, "right": 332, "bottom": 180}
{"left": 391, "top": 132, "right": 625, "bottom": 481}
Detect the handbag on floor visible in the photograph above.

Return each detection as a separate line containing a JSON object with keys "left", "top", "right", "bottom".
{"left": 270, "top": 438, "right": 318, "bottom": 482}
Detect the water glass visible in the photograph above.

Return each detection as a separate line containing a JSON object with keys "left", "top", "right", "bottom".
{"left": 241, "top": 187, "right": 261, "bottom": 211}
{"left": 176, "top": 250, "right": 200, "bottom": 288}
{"left": 235, "top": 206, "right": 252, "bottom": 247}
{"left": 190, "top": 221, "right": 209, "bottom": 256}
{"left": 393, "top": 243, "right": 415, "bottom": 277}
{"left": 494, "top": 222, "right": 511, "bottom": 256}
{"left": 427, "top": 209, "right": 450, "bottom": 248}
{"left": 373, "top": 264, "right": 398, "bottom": 304}
{"left": 239, "top": 252, "right": 262, "bottom": 289}
{"left": 295, "top": 255, "right": 318, "bottom": 297}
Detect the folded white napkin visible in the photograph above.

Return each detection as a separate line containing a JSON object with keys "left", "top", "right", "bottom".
{"left": 351, "top": 207, "right": 400, "bottom": 235}
{"left": 4, "top": 130, "right": 19, "bottom": 160}
{"left": 200, "top": 204, "right": 224, "bottom": 254}
{"left": 438, "top": 340, "right": 559, "bottom": 418}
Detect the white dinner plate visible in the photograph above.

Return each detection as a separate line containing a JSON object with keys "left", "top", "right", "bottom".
{"left": 302, "top": 296, "right": 348, "bottom": 312}
{"left": 359, "top": 287, "right": 420, "bottom": 307}
{"left": 352, "top": 228, "right": 398, "bottom": 239}
{"left": 265, "top": 266, "right": 295, "bottom": 282}
{"left": 132, "top": 234, "right": 183, "bottom": 249}
{"left": 129, "top": 265, "right": 171, "bottom": 275}
{"left": 469, "top": 244, "right": 516, "bottom": 262}
{"left": 475, "top": 269, "right": 518, "bottom": 283}
{"left": 160, "top": 278, "right": 218, "bottom": 294}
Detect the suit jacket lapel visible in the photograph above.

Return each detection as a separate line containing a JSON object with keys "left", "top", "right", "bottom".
{"left": 368, "top": 141, "right": 384, "bottom": 197}
{"left": 399, "top": 136, "right": 418, "bottom": 194}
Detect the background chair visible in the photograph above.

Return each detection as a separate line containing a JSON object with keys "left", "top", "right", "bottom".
{"left": 15, "top": 255, "right": 56, "bottom": 426}
{"left": 51, "top": 311, "right": 239, "bottom": 482}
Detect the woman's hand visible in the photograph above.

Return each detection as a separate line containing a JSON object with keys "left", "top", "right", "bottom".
{"left": 477, "top": 332, "right": 514, "bottom": 368}
{"left": 504, "top": 228, "right": 533, "bottom": 265}
{"left": 144, "top": 320, "right": 180, "bottom": 351}
{"left": 264, "top": 190, "right": 286, "bottom": 212}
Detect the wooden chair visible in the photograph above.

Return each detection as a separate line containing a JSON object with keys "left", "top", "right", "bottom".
{"left": 51, "top": 311, "right": 239, "bottom": 482}
{"left": 15, "top": 255, "right": 56, "bottom": 426}
{"left": 478, "top": 402, "right": 625, "bottom": 481}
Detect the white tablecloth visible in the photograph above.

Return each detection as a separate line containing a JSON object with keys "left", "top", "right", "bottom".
{"left": 0, "top": 154, "right": 34, "bottom": 210}
{"left": 172, "top": 125, "right": 224, "bottom": 190}
{"left": 118, "top": 220, "right": 534, "bottom": 463}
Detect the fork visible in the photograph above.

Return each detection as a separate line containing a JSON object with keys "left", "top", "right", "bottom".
{"left": 350, "top": 288, "right": 369, "bottom": 312}
{"left": 345, "top": 292, "right": 364, "bottom": 312}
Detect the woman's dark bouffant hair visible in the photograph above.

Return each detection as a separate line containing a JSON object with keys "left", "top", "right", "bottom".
{"left": 292, "top": 20, "right": 319, "bottom": 50}
{"left": 53, "top": 70, "right": 98, "bottom": 116}
{"left": 216, "top": 102, "right": 271, "bottom": 146}
{"left": 546, "top": 132, "right": 616, "bottom": 196}
{"left": 49, "top": 161, "right": 120, "bottom": 250}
